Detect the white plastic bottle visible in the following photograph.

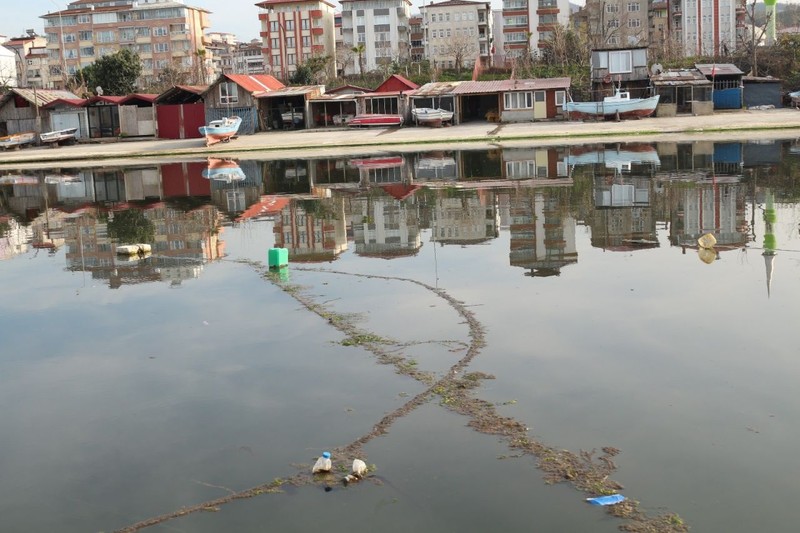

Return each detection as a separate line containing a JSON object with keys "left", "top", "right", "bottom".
{"left": 312, "top": 451, "right": 332, "bottom": 474}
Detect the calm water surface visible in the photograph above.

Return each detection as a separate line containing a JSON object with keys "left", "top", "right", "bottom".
{"left": 1, "top": 138, "right": 799, "bottom": 532}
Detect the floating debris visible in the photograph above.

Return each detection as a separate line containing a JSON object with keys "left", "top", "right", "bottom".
{"left": 587, "top": 494, "right": 626, "bottom": 506}
{"left": 312, "top": 452, "right": 332, "bottom": 474}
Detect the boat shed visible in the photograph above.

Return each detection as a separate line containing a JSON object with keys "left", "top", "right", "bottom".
{"left": 203, "top": 73, "right": 285, "bottom": 135}
{"left": 411, "top": 78, "right": 570, "bottom": 124}
{"left": 374, "top": 74, "right": 419, "bottom": 93}
{"left": 696, "top": 63, "right": 743, "bottom": 110}
{"left": 650, "top": 69, "right": 713, "bottom": 117}
{"left": 742, "top": 76, "right": 783, "bottom": 108}
{"left": 0, "top": 88, "right": 79, "bottom": 136}
{"left": 308, "top": 92, "right": 360, "bottom": 127}
{"left": 154, "top": 85, "right": 208, "bottom": 139}
{"left": 42, "top": 98, "right": 89, "bottom": 139}
{"left": 255, "top": 85, "right": 326, "bottom": 130}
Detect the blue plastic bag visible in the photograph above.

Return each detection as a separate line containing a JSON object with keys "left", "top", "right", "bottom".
{"left": 586, "top": 494, "right": 626, "bottom": 506}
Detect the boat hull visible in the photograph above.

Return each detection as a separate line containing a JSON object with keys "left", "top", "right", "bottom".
{"left": 0, "top": 132, "right": 37, "bottom": 150}
{"left": 412, "top": 108, "right": 454, "bottom": 127}
{"left": 199, "top": 116, "right": 242, "bottom": 146}
{"left": 564, "top": 95, "right": 660, "bottom": 120}
{"left": 40, "top": 127, "right": 78, "bottom": 145}
{"left": 347, "top": 114, "right": 403, "bottom": 127}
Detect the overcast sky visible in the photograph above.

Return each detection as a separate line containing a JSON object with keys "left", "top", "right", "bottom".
{"left": 3, "top": 0, "right": 510, "bottom": 44}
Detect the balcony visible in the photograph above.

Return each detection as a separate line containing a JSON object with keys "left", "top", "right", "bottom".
{"left": 310, "top": 9, "right": 323, "bottom": 18}
{"left": 259, "top": 13, "right": 268, "bottom": 20}
{"left": 312, "top": 44, "right": 326, "bottom": 53}
{"left": 312, "top": 27, "right": 324, "bottom": 35}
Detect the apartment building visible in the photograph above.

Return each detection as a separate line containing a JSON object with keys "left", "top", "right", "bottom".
{"left": 671, "top": 0, "right": 746, "bottom": 56}
{"left": 205, "top": 32, "right": 238, "bottom": 75}
{"left": 256, "top": 0, "right": 337, "bottom": 81}
{"left": 420, "top": 0, "right": 492, "bottom": 70}
{"left": 409, "top": 16, "right": 424, "bottom": 63}
{"left": 501, "top": 0, "right": 571, "bottom": 60}
{"left": 3, "top": 32, "right": 51, "bottom": 88}
{"left": 576, "top": 0, "right": 649, "bottom": 49}
{"left": 339, "top": 0, "right": 412, "bottom": 76}
{"left": 40, "top": 0, "right": 210, "bottom": 89}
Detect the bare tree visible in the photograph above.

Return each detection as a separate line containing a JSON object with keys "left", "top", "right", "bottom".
{"left": 441, "top": 32, "right": 477, "bottom": 74}
{"left": 579, "top": 0, "right": 646, "bottom": 49}
{"left": 737, "top": 0, "right": 774, "bottom": 76}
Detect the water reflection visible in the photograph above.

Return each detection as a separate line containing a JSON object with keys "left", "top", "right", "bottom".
{"left": 2, "top": 138, "right": 798, "bottom": 292}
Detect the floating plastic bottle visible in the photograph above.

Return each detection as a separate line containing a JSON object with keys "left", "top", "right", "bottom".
{"left": 352, "top": 459, "right": 367, "bottom": 477}
{"left": 312, "top": 451, "right": 332, "bottom": 474}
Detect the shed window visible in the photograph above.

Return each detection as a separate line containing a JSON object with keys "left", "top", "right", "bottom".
{"left": 504, "top": 91, "right": 533, "bottom": 109}
{"left": 608, "top": 50, "right": 632, "bottom": 74}
{"left": 220, "top": 82, "right": 239, "bottom": 104}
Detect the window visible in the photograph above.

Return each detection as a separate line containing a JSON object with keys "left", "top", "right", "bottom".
{"left": 438, "top": 13, "right": 443, "bottom": 22}
{"left": 64, "top": 33, "right": 76, "bottom": 43}
{"left": 608, "top": 19, "right": 619, "bottom": 28}
{"left": 77, "top": 14, "right": 90, "bottom": 24}
{"left": 78, "top": 30, "right": 93, "bottom": 41}
{"left": 155, "top": 42, "right": 170, "bottom": 52}
{"left": 628, "top": 18, "right": 641, "bottom": 28}
{"left": 302, "top": 36, "right": 310, "bottom": 47}
{"left": 504, "top": 91, "right": 532, "bottom": 109}
{"left": 93, "top": 13, "right": 117, "bottom": 24}
{"left": 627, "top": 2, "right": 640, "bottom": 11}
{"left": 357, "top": 33, "right": 366, "bottom": 43}
{"left": 119, "top": 28, "right": 135, "bottom": 41}
{"left": 272, "top": 54, "right": 281, "bottom": 66}
{"left": 286, "top": 37, "right": 295, "bottom": 48}
{"left": 271, "top": 38, "right": 280, "bottom": 48}
{"left": 96, "top": 31, "right": 115, "bottom": 43}
{"left": 287, "top": 53, "right": 296, "bottom": 65}
{"left": 606, "top": 3, "right": 618, "bottom": 12}
{"left": 170, "top": 23, "right": 187, "bottom": 33}
{"left": 270, "top": 21, "right": 278, "bottom": 32}
{"left": 455, "top": 12, "right": 461, "bottom": 21}
{"left": 555, "top": 90, "right": 565, "bottom": 106}
{"left": 136, "top": 27, "right": 151, "bottom": 37}
{"left": 80, "top": 46, "right": 94, "bottom": 56}
{"left": 153, "top": 27, "right": 168, "bottom": 36}
{"left": 301, "top": 19, "right": 309, "bottom": 29}
{"left": 608, "top": 50, "right": 632, "bottom": 73}
{"left": 286, "top": 20, "right": 295, "bottom": 30}
{"left": 220, "top": 81, "right": 238, "bottom": 104}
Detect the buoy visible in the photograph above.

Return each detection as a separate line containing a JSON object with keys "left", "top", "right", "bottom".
{"left": 312, "top": 451, "right": 332, "bottom": 474}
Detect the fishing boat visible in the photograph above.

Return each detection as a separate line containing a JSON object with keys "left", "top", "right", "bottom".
{"left": 0, "top": 131, "right": 37, "bottom": 150}
{"left": 202, "top": 158, "right": 246, "bottom": 183}
{"left": 199, "top": 116, "right": 242, "bottom": 146}
{"left": 412, "top": 107, "right": 454, "bottom": 127}
{"left": 40, "top": 127, "right": 78, "bottom": 146}
{"left": 564, "top": 88, "right": 660, "bottom": 120}
{"left": 347, "top": 114, "right": 403, "bottom": 127}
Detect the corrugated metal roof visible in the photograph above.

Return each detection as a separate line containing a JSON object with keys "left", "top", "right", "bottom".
{"left": 695, "top": 63, "right": 744, "bottom": 76}
{"left": 309, "top": 93, "right": 360, "bottom": 102}
{"left": 42, "top": 98, "right": 88, "bottom": 109}
{"left": 256, "top": 0, "right": 336, "bottom": 8}
{"left": 651, "top": 69, "right": 712, "bottom": 86}
{"left": 10, "top": 88, "right": 79, "bottom": 107}
{"left": 254, "top": 85, "right": 324, "bottom": 98}
{"left": 451, "top": 78, "right": 570, "bottom": 95}
{"left": 225, "top": 74, "right": 285, "bottom": 93}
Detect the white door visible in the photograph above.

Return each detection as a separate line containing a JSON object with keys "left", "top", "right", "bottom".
{"left": 533, "top": 91, "right": 547, "bottom": 119}
{"left": 51, "top": 112, "right": 82, "bottom": 138}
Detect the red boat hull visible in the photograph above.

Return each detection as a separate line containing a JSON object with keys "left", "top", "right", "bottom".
{"left": 347, "top": 114, "right": 403, "bottom": 127}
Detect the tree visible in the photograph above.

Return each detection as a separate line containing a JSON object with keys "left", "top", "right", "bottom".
{"left": 145, "top": 59, "right": 194, "bottom": 94}
{"left": 72, "top": 48, "right": 142, "bottom": 96}
{"left": 289, "top": 55, "right": 332, "bottom": 85}
{"left": 737, "top": 0, "right": 774, "bottom": 76}
{"left": 107, "top": 209, "right": 155, "bottom": 245}
{"left": 351, "top": 43, "right": 366, "bottom": 76}
{"left": 441, "top": 33, "right": 477, "bottom": 74}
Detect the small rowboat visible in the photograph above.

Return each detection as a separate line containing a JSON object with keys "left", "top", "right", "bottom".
{"left": 412, "top": 107, "right": 453, "bottom": 127}
{"left": 40, "top": 127, "right": 78, "bottom": 146}
{"left": 0, "top": 132, "right": 37, "bottom": 150}
{"left": 347, "top": 114, "right": 403, "bottom": 127}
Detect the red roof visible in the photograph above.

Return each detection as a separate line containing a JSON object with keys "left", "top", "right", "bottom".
{"left": 85, "top": 95, "right": 126, "bottom": 105}
{"left": 42, "top": 98, "right": 88, "bottom": 109}
{"left": 224, "top": 74, "right": 285, "bottom": 93}
{"left": 375, "top": 74, "right": 419, "bottom": 93}
{"left": 121, "top": 93, "right": 158, "bottom": 104}
{"left": 382, "top": 184, "right": 420, "bottom": 201}
{"left": 236, "top": 196, "right": 291, "bottom": 222}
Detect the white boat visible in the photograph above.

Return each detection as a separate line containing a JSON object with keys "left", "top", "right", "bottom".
{"left": 563, "top": 144, "right": 661, "bottom": 171}
{"left": 40, "top": 127, "right": 78, "bottom": 146}
{"left": 564, "top": 89, "right": 660, "bottom": 120}
{"left": 201, "top": 158, "right": 246, "bottom": 183}
{"left": 199, "top": 116, "right": 242, "bottom": 147}
{"left": 412, "top": 107, "right": 454, "bottom": 127}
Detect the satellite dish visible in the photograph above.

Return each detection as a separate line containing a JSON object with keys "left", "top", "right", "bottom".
{"left": 651, "top": 63, "right": 663, "bottom": 75}
{"left": 96, "top": 86, "right": 104, "bottom": 95}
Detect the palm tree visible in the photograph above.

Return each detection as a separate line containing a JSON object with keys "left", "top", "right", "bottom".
{"left": 351, "top": 43, "right": 366, "bottom": 76}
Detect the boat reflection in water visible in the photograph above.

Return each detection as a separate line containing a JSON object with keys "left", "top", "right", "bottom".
{"left": 202, "top": 158, "right": 246, "bottom": 183}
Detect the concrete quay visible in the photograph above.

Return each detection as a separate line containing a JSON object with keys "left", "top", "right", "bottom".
{"left": 2, "top": 108, "right": 800, "bottom": 170}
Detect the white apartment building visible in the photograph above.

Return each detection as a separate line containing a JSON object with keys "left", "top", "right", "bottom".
{"left": 501, "top": 0, "right": 571, "bottom": 60}
{"left": 672, "top": 0, "right": 746, "bottom": 56}
{"left": 3, "top": 32, "right": 50, "bottom": 88}
{"left": 256, "top": 0, "right": 337, "bottom": 81}
{"left": 40, "top": 0, "right": 210, "bottom": 89}
{"left": 339, "top": 0, "right": 412, "bottom": 76}
{"left": 420, "top": 0, "right": 492, "bottom": 70}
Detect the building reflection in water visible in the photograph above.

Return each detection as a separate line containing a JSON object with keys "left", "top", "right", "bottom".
{"left": 0, "top": 139, "right": 795, "bottom": 290}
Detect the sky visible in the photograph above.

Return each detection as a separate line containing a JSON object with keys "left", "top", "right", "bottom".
{"left": 2, "top": 0, "right": 472, "bottom": 44}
